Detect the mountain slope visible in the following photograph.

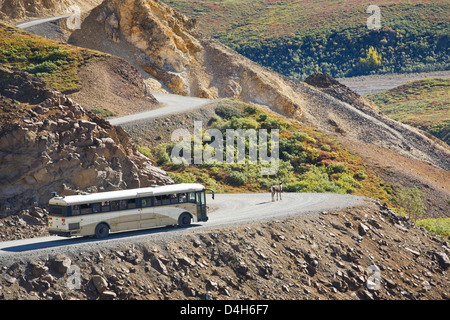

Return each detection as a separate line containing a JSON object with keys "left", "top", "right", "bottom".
{"left": 0, "top": 23, "right": 160, "bottom": 116}
{"left": 1, "top": 199, "right": 449, "bottom": 300}
{"left": 0, "top": 0, "right": 102, "bottom": 22}
{"left": 67, "top": 0, "right": 450, "bottom": 173}
{"left": 366, "top": 78, "right": 450, "bottom": 145}
{"left": 0, "top": 66, "right": 172, "bottom": 216}
{"left": 162, "top": 0, "right": 450, "bottom": 79}
{"left": 68, "top": 0, "right": 304, "bottom": 118}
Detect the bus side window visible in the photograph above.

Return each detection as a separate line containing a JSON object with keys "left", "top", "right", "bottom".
{"left": 72, "top": 205, "right": 80, "bottom": 215}
{"left": 154, "top": 196, "right": 161, "bottom": 206}
{"left": 142, "top": 197, "right": 152, "bottom": 207}
{"left": 120, "top": 200, "right": 128, "bottom": 210}
{"left": 128, "top": 199, "right": 136, "bottom": 209}
{"left": 111, "top": 201, "right": 119, "bottom": 211}
{"left": 188, "top": 193, "right": 196, "bottom": 203}
{"left": 162, "top": 195, "right": 170, "bottom": 205}
{"left": 102, "top": 201, "right": 110, "bottom": 212}
{"left": 170, "top": 194, "right": 178, "bottom": 204}
{"left": 92, "top": 203, "right": 101, "bottom": 213}
{"left": 80, "top": 204, "right": 92, "bottom": 215}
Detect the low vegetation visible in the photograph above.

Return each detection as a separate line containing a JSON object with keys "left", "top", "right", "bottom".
{"left": 142, "top": 101, "right": 450, "bottom": 237}
{"left": 416, "top": 218, "right": 450, "bottom": 238}
{"left": 147, "top": 101, "right": 392, "bottom": 204}
{"left": 392, "top": 185, "right": 426, "bottom": 222}
{"left": 366, "top": 78, "right": 450, "bottom": 145}
{"left": 163, "top": 0, "right": 449, "bottom": 80}
{"left": 0, "top": 23, "right": 107, "bottom": 93}
{"left": 91, "top": 107, "right": 117, "bottom": 118}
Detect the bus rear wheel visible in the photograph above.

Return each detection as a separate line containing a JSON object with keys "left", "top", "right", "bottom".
{"left": 95, "top": 223, "right": 110, "bottom": 238}
{"left": 178, "top": 213, "right": 192, "bottom": 228}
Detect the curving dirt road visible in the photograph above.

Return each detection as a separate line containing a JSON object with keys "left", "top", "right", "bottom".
{"left": 108, "top": 93, "right": 213, "bottom": 126}
{"left": 338, "top": 70, "right": 450, "bottom": 95}
{"left": 15, "top": 15, "right": 71, "bottom": 29}
{"left": 0, "top": 192, "right": 367, "bottom": 265}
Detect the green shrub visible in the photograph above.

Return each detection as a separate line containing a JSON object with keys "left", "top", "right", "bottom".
{"left": 156, "top": 144, "right": 171, "bottom": 165}
{"left": 354, "top": 169, "right": 368, "bottom": 180}
{"left": 416, "top": 218, "right": 450, "bottom": 237}
{"left": 227, "top": 117, "right": 260, "bottom": 130}
{"left": 137, "top": 145, "right": 152, "bottom": 159}
{"left": 335, "top": 173, "right": 362, "bottom": 193}
{"left": 91, "top": 107, "right": 117, "bottom": 117}
{"left": 394, "top": 186, "right": 426, "bottom": 221}
{"left": 25, "top": 61, "right": 58, "bottom": 74}
{"left": 257, "top": 113, "right": 268, "bottom": 122}
{"left": 215, "top": 105, "right": 242, "bottom": 119}
{"left": 226, "top": 171, "right": 248, "bottom": 186}
{"left": 321, "top": 144, "right": 332, "bottom": 152}
{"left": 326, "top": 162, "right": 348, "bottom": 174}
{"left": 244, "top": 105, "right": 259, "bottom": 115}
{"left": 169, "top": 172, "right": 197, "bottom": 184}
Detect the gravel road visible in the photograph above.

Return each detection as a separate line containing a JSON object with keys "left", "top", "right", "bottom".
{"left": 0, "top": 193, "right": 367, "bottom": 264}
{"left": 16, "top": 15, "right": 71, "bottom": 29}
{"left": 108, "top": 93, "right": 212, "bottom": 126}
{"left": 338, "top": 70, "right": 450, "bottom": 95}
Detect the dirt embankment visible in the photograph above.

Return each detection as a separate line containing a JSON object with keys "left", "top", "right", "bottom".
{"left": 0, "top": 66, "right": 172, "bottom": 217}
{"left": 67, "top": 55, "right": 161, "bottom": 117}
{"left": 0, "top": 199, "right": 448, "bottom": 300}
{"left": 303, "top": 73, "right": 450, "bottom": 218}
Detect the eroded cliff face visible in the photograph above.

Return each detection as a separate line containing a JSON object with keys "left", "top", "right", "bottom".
{"left": 0, "top": 0, "right": 69, "bottom": 20}
{"left": 68, "top": 0, "right": 304, "bottom": 119}
{"left": 0, "top": 67, "right": 172, "bottom": 217}
{"left": 0, "top": 0, "right": 102, "bottom": 21}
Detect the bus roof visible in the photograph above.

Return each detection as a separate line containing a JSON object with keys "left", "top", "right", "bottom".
{"left": 49, "top": 183, "right": 206, "bottom": 206}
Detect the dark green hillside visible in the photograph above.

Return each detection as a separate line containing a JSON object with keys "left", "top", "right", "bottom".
{"left": 163, "top": 0, "right": 449, "bottom": 80}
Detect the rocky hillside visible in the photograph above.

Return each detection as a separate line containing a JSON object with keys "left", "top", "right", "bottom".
{"left": 366, "top": 78, "right": 450, "bottom": 146}
{"left": 8, "top": 0, "right": 448, "bottom": 175}
{"left": 65, "top": 0, "right": 450, "bottom": 174}
{"left": 0, "top": 66, "right": 172, "bottom": 217}
{"left": 0, "top": 0, "right": 102, "bottom": 22}
{"left": 0, "top": 198, "right": 448, "bottom": 300}
{"left": 68, "top": 0, "right": 304, "bottom": 119}
{"left": 0, "top": 23, "right": 161, "bottom": 116}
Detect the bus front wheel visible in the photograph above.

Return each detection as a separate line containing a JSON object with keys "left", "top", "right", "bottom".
{"left": 95, "top": 223, "right": 110, "bottom": 238}
{"left": 178, "top": 213, "right": 192, "bottom": 228}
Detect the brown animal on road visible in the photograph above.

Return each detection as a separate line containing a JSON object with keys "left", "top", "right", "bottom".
{"left": 271, "top": 182, "right": 283, "bottom": 202}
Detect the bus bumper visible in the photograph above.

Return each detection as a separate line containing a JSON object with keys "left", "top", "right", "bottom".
{"left": 49, "top": 230, "right": 73, "bottom": 237}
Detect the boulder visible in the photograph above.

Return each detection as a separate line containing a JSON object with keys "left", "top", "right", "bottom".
{"left": 92, "top": 275, "right": 109, "bottom": 294}
{"left": 53, "top": 256, "right": 71, "bottom": 274}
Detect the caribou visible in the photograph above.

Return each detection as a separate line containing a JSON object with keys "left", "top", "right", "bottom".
{"left": 271, "top": 182, "right": 283, "bottom": 202}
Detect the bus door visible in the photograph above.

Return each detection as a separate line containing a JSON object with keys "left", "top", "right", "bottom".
{"left": 196, "top": 191, "right": 208, "bottom": 222}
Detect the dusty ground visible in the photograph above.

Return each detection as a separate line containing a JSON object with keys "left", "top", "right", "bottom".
{"left": 338, "top": 70, "right": 450, "bottom": 95}
{"left": 335, "top": 135, "right": 450, "bottom": 218}
{"left": 0, "top": 199, "right": 448, "bottom": 300}
{"left": 68, "top": 56, "right": 161, "bottom": 116}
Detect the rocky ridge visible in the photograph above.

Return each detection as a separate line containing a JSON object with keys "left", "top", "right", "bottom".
{"left": 0, "top": 199, "right": 448, "bottom": 300}
{"left": 0, "top": 66, "right": 172, "bottom": 217}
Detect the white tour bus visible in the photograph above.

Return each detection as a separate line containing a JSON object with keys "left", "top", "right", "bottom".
{"left": 48, "top": 183, "right": 214, "bottom": 238}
